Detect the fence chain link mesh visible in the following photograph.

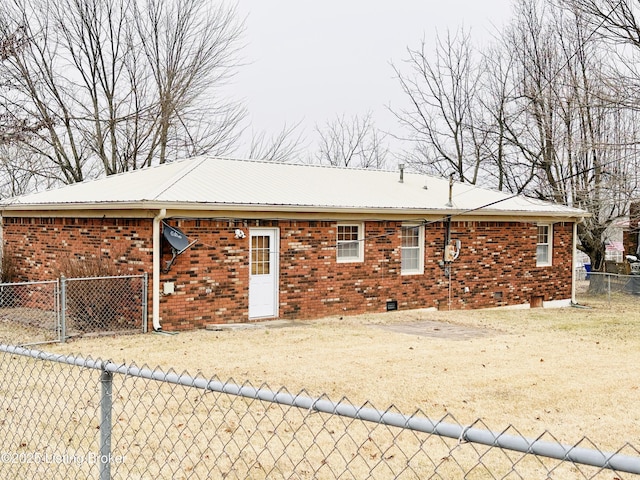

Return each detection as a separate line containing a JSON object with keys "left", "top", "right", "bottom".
{"left": 0, "top": 275, "right": 147, "bottom": 345}
{"left": 0, "top": 345, "right": 638, "bottom": 479}
{"left": 0, "top": 281, "right": 59, "bottom": 345}
{"left": 62, "top": 275, "right": 147, "bottom": 338}
{"left": 575, "top": 270, "right": 640, "bottom": 307}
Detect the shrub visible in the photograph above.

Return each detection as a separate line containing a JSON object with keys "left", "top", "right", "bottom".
{"left": 1, "top": 245, "right": 17, "bottom": 283}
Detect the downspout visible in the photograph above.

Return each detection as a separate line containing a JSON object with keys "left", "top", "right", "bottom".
{"left": 571, "top": 219, "right": 581, "bottom": 305}
{"left": 152, "top": 209, "right": 167, "bottom": 331}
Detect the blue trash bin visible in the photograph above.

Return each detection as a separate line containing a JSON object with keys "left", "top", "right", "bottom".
{"left": 584, "top": 264, "right": 591, "bottom": 280}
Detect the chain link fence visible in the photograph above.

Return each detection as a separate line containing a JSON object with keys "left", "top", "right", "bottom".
{"left": 575, "top": 270, "right": 640, "bottom": 305}
{"left": 0, "top": 275, "right": 147, "bottom": 345}
{"left": 61, "top": 275, "right": 148, "bottom": 339}
{"left": 0, "top": 280, "right": 59, "bottom": 345}
{"left": 0, "top": 344, "right": 638, "bottom": 479}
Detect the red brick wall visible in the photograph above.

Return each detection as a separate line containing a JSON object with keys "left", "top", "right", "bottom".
{"left": 2, "top": 216, "right": 575, "bottom": 330}
{"left": 160, "top": 218, "right": 573, "bottom": 327}
{"left": 2, "top": 217, "right": 152, "bottom": 280}
{"left": 277, "top": 220, "right": 573, "bottom": 317}
{"left": 446, "top": 221, "right": 574, "bottom": 309}
{"left": 158, "top": 219, "right": 250, "bottom": 328}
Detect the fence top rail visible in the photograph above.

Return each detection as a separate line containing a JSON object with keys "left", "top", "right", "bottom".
{"left": 0, "top": 279, "right": 58, "bottom": 288}
{"left": 1, "top": 343, "right": 639, "bottom": 475}
{"left": 62, "top": 274, "right": 146, "bottom": 282}
{"left": 583, "top": 271, "right": 640, "bottom": 279}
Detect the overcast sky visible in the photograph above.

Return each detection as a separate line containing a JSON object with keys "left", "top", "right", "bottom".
{"left": 230, "top": 1, "right": 514, "bottom": 159}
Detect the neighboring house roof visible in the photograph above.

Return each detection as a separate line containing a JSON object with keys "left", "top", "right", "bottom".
{"left": 0, "top": 156, "right": 588, "bottom": 219}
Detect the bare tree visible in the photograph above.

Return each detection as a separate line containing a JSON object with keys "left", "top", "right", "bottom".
{"left": 315, "top": 113, "right": 388, "bottom": 169}
{"left": 558, "top": 0, "right": 640, "bottom": 47}
{"left": 0, "top": 26, "right": 46, "bottom": 145}
{"left": 392, "top": 29, "right": 484, "bottom": 182}
{"left": 503, "top": 0, "right": 569, "bottom": 202}
{"left": 246, "top": 121, "right": 306, "bottom": 163}
{"left": 133, "top": 0, "right": 245, "bottom": 167}
{"left": 392, "top": 26, "right": 537, "bottom": 192}
{"left": 477, "top": 42, "right": 537, "bottom": 193}
{"left": 391, "top": 0, "right": 640, "bottom": 269}
{"left": 0, "top": 143, "right": 59, "bottom": 196}
{"left": 0, "top": 0, "right": 245, "bottom": 185}
{"left": 502, "top": 0, "right": 640, "bottom": 269}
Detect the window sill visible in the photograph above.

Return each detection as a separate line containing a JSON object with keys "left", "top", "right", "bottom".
{"left": 337, "top": 258, "right": 364, "bottom": 264}
{"left": 401, "top": 270, "right": 424, "bottom": 276}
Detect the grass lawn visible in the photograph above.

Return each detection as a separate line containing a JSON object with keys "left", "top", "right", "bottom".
{"left": 29, "top": 293, "right": 640, "bottom": 453}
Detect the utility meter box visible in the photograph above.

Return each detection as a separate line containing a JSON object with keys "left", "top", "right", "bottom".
{"left": 444, "top": 245, "right": 456, "bottom": 262}
{"left": 444, "top": 240, "right": 461, "bottom": 262}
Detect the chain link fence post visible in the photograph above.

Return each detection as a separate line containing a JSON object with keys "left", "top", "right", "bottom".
{"left": 100, "top": 367, "right": 114, "bottom": 480}
{"left": 142, "top": 273, "right": 148, "bottom": 334}
{"left": 55, "top": 278, "right": 61, "bottom": 343}
{"left": 60, "top": 276, "right": 67, "bottom": 343}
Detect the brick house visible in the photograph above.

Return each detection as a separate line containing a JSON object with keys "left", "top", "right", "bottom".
{"left": 0, "top": 157, "right": 588, "bottom": 331}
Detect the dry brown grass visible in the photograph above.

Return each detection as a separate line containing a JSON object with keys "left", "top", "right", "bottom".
{"left": 0, "top": 310, "right": 57, "bottom": 345}
{"left": 25, "top": 293, "right": 639, "bottom": 455}
{"left": 1, "top": 294, "right": 638, "bottom": 478}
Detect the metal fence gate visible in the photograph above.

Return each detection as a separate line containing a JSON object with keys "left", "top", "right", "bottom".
{"left": 60, "top": 274, "right": 148, "bottom": 340}
{"left": 0, "top": 274, "right": 148, "bottom": 345}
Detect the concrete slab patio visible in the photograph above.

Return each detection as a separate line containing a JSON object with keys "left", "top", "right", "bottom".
{"left": 371, "top": 320, "right": 500, "bottom": 340}
{"left": 205, "top": 317, "right": 498, "bottom": 340}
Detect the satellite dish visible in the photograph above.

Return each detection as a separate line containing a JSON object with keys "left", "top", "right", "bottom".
{"left": 163, "top": 224, "right": 190, "bottom": 253}
{"left": 162, "top": 222, "right": 197, "bottom": 272}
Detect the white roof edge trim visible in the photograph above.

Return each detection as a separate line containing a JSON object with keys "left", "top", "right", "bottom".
{"left": 0, "top": 201, "right": 589, "bottom": 220}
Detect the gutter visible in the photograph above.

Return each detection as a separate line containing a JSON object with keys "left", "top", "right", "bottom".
{"left": 152, "top": 208, "right": 167, "bottom": 331}
{"left": 571, "top": 217, "right": 585, "bottom": 305}
{"left": 0, "top": 201, "right": 590, "bottom": 222}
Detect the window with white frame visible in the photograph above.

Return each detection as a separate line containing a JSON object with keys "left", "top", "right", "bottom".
{"left": 536, "top": 224, "right": 552, "bottom": 266}
{"left": 336, "top": 223, "right": 364, "bottom": 262}
{"left": 401, "top": 225, "right": 424, "bottom": 274}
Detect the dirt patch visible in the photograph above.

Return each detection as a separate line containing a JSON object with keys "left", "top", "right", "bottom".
{"left": 0, "top": 307, "right": 57, "bottom": 331}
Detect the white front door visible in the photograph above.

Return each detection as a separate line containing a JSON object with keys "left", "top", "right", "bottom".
{"left": 249, "top": 228, "right": 279, "bottom": 319}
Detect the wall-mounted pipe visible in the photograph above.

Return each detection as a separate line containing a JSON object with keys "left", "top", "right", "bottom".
{"left": 572, "top": 218, "right": 585, "bottom": 305}
{"left": 571, "top": 221, "right": 577, "bottom": 305}
{"left": 152, "top": 209, "right": 167, "bottom": 331}
{"left": 445, "top": 174, "right": 454, "bottom": 207}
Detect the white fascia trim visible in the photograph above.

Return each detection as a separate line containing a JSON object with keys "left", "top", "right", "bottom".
{"left": 0, "top": 202, "right": 589, "bottom": 221}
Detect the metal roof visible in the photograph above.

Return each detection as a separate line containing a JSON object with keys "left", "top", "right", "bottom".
{"left": 0, "top": 156, "right": 588, "bottom": 219}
